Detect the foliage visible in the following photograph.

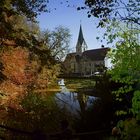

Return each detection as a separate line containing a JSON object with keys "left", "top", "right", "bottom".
{"left": 0, "top": 0, "right": 48, "bottom": 20}
{"left": 117, "top": 118, "right": 140, "bottom": 140}
{"left": 0, "top": 46, "right": 38, "bottom": 109}
{"left": 77, "top": 0, "right": 140, "bottom": 27}
{"left": 0, "top": 9, "right": 69, "bottom": 114}
{"left": 1, "top": 46, "right": 31, "bottom": 84}
{"left": 71, "top": 0, "right": 140, "bottom": 138}
{"left": 131, "top": 90, "right": 140, "bottom": 116}
{"left": 0, "top": 0, "right": 71, "bottom": 138}
{"left": 0, "top": 45, "right": 61, "bottom": 108}
{"left": 35, "top": 64, "right": 60, "bottom": 89}
{"left": 42, "top": 26, "right": 71, "bottom": 61}
{"left": 21, "top": 92, "right": 64, "bottom": 132}
{"left": 107, "top": 22, "right": 140, "bottom": 138}
{"left": 1, "top": 91, "right": 73, "bottom": 139}
{"left": 0, "top": 45, "right": 68, "bottom": 138}
{"left": 110, "top": 30, "right": 140, "bottom": 97}
{"left": 0, "top": 0, "right": 48, "bottom": 48}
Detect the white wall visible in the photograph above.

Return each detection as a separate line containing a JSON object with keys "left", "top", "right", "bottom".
{"left": 105, "top": 57, "right": 112, "bottom": 69}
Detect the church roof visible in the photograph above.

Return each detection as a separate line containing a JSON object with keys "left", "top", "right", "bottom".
{"left": 64, "top": 47, "right": 109, "bottom": 62}
{"left": 76, "top": 25, "right": 86, "bottom": 46}
{"left": 82, "top": 47, "right": 110, "bottom": 61}
{"left": 64, "top": 52, "right": 76, "bottom": 61}
{"left": 66, "top": 52, "right": 76, "bottom": 57}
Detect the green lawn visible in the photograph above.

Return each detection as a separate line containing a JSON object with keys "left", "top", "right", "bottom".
{"left": 64, "top": 78, "right": 96, "bottom": 89}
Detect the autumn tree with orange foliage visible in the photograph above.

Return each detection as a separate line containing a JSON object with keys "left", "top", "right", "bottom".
{"left": 0, "top": 1, "right": 71, "bottom": 136}
{"left": 0, "top": 46, "right": 37, "bottom": 109}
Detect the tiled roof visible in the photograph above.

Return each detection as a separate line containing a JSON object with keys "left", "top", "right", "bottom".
{"left": 82, "top": 47, "right": 110, "bottom": 61}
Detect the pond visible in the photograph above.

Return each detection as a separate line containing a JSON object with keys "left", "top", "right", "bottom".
{"left": 52, "top": 78, "right": 113, "bottom": 136}
{"left": 54, "top": 79, "right": 98, "bottom": 115}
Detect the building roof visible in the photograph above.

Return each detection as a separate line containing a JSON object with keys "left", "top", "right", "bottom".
{"left": 66, "top": 52, "right": 76, "bottom": 57}
{"left": 82, "top": 47, "right": 110, "bottom": 61}
{"left": 66, "top": 52, "right": 81, "bottom": 62}
{"left": 77, "top": 25, "right": 84, "bottom": 45}
{"left": 76, "top": 25, "right": 87, "bottom": 48}
{"left": 64, "top": 47, "right": 110, "bottom": 62}
{"left": 64, "top": 52, "right": 76, "bottom": 62}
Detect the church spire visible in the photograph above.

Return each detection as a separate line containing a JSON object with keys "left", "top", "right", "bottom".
{"left": 76, "top": 24, "right": 88, "bottom": 55}
{"left": 78, "top": 25, "right": 84, "bottom": 46}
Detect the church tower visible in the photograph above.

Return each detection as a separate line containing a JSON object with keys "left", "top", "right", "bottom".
{"left": 76, "top": 25, "right": 88, "bottom": 55}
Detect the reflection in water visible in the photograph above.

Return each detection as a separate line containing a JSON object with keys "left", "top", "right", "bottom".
{"left": 58, "top": 79, "right": 65, "bottom": 86}
{"left": 55, "top": 81, "right": 97, "bottom": 115}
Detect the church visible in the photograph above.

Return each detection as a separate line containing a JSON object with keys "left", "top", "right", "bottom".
{"left": 63, "top": 25, "right": 110, "bottom": 76}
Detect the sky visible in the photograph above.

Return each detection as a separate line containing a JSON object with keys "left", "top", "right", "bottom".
{"left": 37, "top": 0, "right": 107, "bottom": 52}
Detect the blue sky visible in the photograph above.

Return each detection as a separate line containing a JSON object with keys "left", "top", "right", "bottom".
{"left": 37, "top": 0, "right": 107, "bottom": 52}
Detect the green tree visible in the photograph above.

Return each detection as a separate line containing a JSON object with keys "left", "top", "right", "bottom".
{"left": 110, "top": 27, "right": 140, "bottom": 98}
{"left": 106, "top": 22, "right": 140, "bottom": 139}
{"left": 75, "top": 0, "right": 140, "bottom": 138}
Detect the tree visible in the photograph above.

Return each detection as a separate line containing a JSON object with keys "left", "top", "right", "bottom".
{"left": 0, "top": 46, "right": 38, "bottom": 109}
{"left": 42, "top": 26, "right": 71, "bottom": 61}
{"left": 109, "top": 27, "right": 140, "bottom": 97}
{"left": 0, "top": 0, "right": 70, "bottom": 134}
{"left": 76, "top": 0, "right": 140, "bottom": 138}
{"left": 77, "top": 0, "right": 140, "bottom": 27}
{"left": 0, "top": 0, "right": 48, "bottom": 45}
{"left": 105, "top": 22, "right": 140, "bottom": 139}
{"left": 0, "top": 0, "right": 48, "bottom": 22}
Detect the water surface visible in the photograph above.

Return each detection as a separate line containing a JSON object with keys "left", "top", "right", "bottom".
{"left": 55, "top": 79, "right": 98, "bottom": 115}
